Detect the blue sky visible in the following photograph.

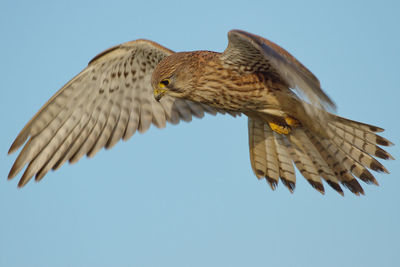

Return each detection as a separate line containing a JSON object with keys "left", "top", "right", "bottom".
{"left": 1, "top": 0, "right": 399, "bottom": 266}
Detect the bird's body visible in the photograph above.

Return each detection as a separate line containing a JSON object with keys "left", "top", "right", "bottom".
{"left": 154, "top": 51, "right": 319, "bottom": 136}
{"left": 164, "top": 52, "right": 282, "bottom": 111}
{"left": 8, "top": 30, "right": 393, "bottom": 195}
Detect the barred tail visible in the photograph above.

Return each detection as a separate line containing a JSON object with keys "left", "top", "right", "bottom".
{"left": 248, "top": 116, "right": 393, "bottom": 195}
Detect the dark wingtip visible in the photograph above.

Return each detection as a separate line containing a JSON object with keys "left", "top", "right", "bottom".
{"left": 8, "top": 140, "right": 21, "bottom": 155}
{"left": 8, "top": 146, "right": 15, "bottom": 155}
{"left": 17, "top": 179, "right": 27, "bottom": 188}
{"left": 370, "top": 161, "right": 389, "bottom": 173}
{"left": 308, "top": 180, "right": 325, "bottom": 195}
{"left": 342, "top": 180, "right": 364, "bottom": 196}
{"left": 369, "top": 125, "right": 384, "bottom": 133}
{"left": 375, "top": 148, "right": 394, "bottom": 160}
{"left": 376, "top": 136, "right": 394, "bottom": 147}
{"left": 326, "top": 180, "right": 344, "bottom": 196}
{"left": 281, "top": 178, "right": 295, "bottom": 193}
{"left": 255, "top": 169, "right": 265, "bottom": 180}
{"left": 359, "top": 170, "right": 379, "bottom": 185}
{"left": 266, "top": 176, "right": 278, "bottom": 190}
{"left": 8, "top": 163, "right": 19, "bottom": 180}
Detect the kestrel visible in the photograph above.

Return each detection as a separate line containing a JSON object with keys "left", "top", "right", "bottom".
{"left": 8, "top": 30, "right": 393, "bottom": 195}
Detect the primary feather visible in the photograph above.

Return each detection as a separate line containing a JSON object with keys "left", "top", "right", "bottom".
{"left": 8, "top": 30, "right": 393, "bottom": 195}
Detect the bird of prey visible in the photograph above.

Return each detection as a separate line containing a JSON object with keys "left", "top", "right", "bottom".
{"left": 8, "top": 29, "right": 393, "bottom": 195}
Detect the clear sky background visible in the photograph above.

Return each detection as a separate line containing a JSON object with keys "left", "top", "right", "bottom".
{"left": 1, "top": 1, "right": 399, "bottom": 266}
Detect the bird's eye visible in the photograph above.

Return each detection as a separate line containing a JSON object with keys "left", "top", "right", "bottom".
{"left": 159, "top": 79, "right": 170, "bottom": 87}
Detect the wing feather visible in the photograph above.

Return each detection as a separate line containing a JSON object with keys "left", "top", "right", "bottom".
{"left": 8, "top": 39, "right": 219, "bottom": 186}
{"left": 222, "top": 29, "right": 335, "bottom": 126}
{"left": 36, "top": 112, "right": 90, "bottom": 181}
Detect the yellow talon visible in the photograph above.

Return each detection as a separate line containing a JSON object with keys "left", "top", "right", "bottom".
{"left": 269, "top": 122, "right": 291, "bottom": 135}
{"left": 285, "top": 116, "right": 300, "bottom": 127}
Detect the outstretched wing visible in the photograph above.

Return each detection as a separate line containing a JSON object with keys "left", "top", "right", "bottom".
{"left": 8, "top": 39, "right": 217, "bottom": 187}
{"left": 222, "top": 29, "right": 336, "bottom": 121}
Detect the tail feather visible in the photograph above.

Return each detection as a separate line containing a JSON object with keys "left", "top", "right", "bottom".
{"left": 327, "top": 126, "right": 389, "bottom": 174}
{"left": 273, "top": 133, "right": 296, "bottom": 192}
{"left": 333, "top": 116, "right": 384, "bottom": 133}
{"left": 287, "top": 136, "right": 325, "bottom": 194}
{"left": 330, "top": 122, "right": 394, "bottom": 160}
{"left": 263, "top": 129, "right": 280, "bottom": 189}
{"left": 247, "top": 114, "right": 392, "bottom": 195}
{"left": 290, "top": 129, "right": 343, "bottom": 195}
{"left": 248, "top": 118, "right": 280, "bottom": 189}
{"left": 307, "top": 131, "right": 365, "bottom": 195}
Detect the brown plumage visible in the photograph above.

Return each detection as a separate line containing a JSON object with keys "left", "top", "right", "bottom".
{"left": 8, "top": 30, "right": 394, "bottom": 195}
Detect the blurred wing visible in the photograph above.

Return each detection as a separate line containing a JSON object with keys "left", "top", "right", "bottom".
{"left": 222, "top": 29, "right": 336, "bottom": 120}
{"left": 8, "top": 39, "right": 218, "bottom": 187}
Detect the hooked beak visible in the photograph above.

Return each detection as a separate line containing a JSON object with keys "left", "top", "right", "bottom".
{"left": 154, "top": 88, "right": 167, "bottom": 102}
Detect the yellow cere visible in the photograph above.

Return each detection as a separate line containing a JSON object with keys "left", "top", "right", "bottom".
{"left": 154, "top": 88, "right": 167, "bottom": 97}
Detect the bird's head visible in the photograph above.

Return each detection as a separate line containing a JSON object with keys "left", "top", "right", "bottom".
{"left": 151, "top": 52, "right": 194, "bottom": 101}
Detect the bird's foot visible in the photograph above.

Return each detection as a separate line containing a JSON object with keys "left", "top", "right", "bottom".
{"left": 269, "top": 117, "right": 299, "bottom": 135}
{"left": 284, "top": 116, "right": 300, "bottom": 127}
{"left": 269, "top": 122, "right": 291, "bottom": 135}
